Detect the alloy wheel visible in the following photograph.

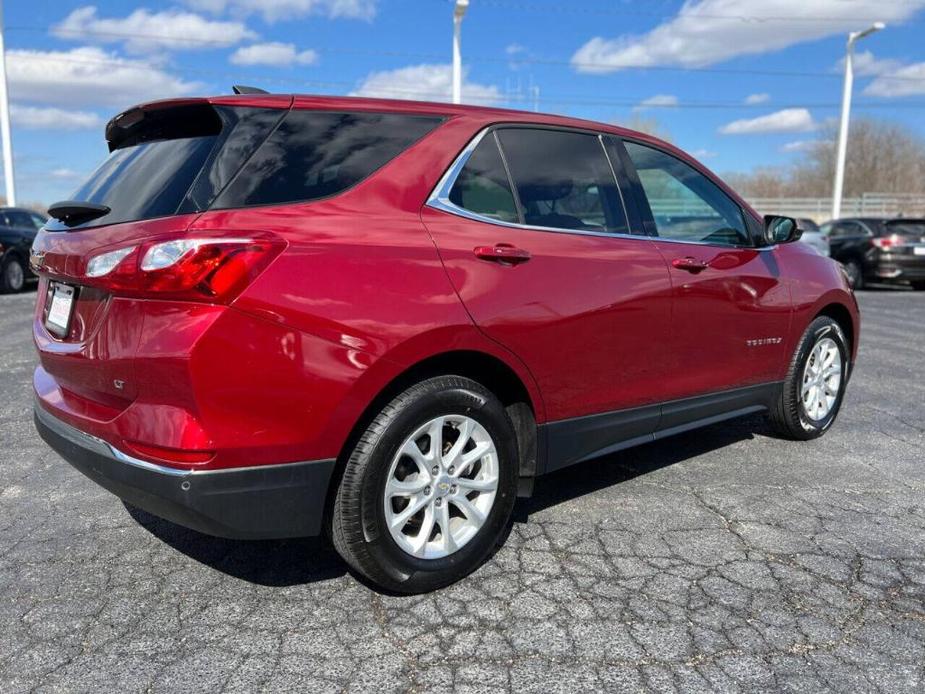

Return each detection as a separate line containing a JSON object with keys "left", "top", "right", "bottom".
{"left": 801, "top": 337, "right": 842, "bottom": 421}
{"left": 383, "top": 415, "right": 499, "bottom": 559}
{"left": 5, "top": 261, "right": 24, "bottom": 291}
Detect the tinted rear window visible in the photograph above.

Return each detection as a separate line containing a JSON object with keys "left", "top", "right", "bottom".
{"left": 886, "top": 221, "right": 925, "bottom": 236}
{"left": 69, "top": 136, "right": 218, "bottom": 228}
{"left": 52, "top": 104, "right": 273, "bottom": 231}
{"left": 448, "top": 134, "right": 519, "bottom": 224}
{"left": 51, "top": 106, "right": 441, "bottom": 230}
{"left": 212, "top": 111, "right": 443, "bottom": 209}
{"left": 497, "top": 128, "right": 628, "bottom": 233}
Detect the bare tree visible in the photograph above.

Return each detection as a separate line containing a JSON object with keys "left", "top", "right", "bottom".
{"left": 724, "top": 118, "right": 925, "bottom": 198}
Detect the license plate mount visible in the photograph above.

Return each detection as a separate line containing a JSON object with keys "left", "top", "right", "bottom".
{"left": 45, "top": 283, "right": 76, "bottom": 338}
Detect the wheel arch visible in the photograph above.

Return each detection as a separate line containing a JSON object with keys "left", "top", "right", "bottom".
{"left": 324, "top": 349, "right": 543, "bottom": 523}
{"left": 815, "top": 300, "right": 857, "bottom": 362}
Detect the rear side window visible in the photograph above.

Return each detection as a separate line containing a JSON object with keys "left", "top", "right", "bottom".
{"left": 831, "top": 221, "right": 867, "bottom": 238}
{"left": 6, "top": 210, "right": 39, "bottom": 228}
{"left": 448, "top": 134, "right": 518, "bottom": 223}
{"left": 212, "top": 111, "right": 442, "bottom": 209}
{"left": 624, "top": 141, "right": 749, "bottom": 246}
{"left": 496, "top": 128, "right": 628, "bottom": 233}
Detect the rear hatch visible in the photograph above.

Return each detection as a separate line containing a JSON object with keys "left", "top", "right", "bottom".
{"left": 881, "top": 220, "right": 925, "bottom": 261}
{"left": 32, "top": 98, "right": 291, "bottom": 412}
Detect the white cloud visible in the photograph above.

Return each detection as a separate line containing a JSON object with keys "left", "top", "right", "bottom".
{"left": 230, "top": 42, "right": 318, "bottom": 66}
{"left": 634, "top": 94, "right": 678, "bottom": 111}
{"left": 719, "top": 108, "right": 817, "bottom": 135}
{"left": 864, "top": 60, "right": 925, "bottom": 99}
{"left": 53, "top": 6, "right": 256, "bottom": 53}
{"left": 6, "top": 47, "right": 202, "bottom": 109}
{"left": 10, "top": 105, "right": 103, "bottom": 130}
{"left": 847, "top": 50, "right": 902, "bottom": 77}
{"left": 350, "top": 64, "right": 501, "bottom": 104}
{"left": 744, "top": 93, "right": 770, "bottom": 105}
{"left": 571, "top": 0, "right": 925, "bottom": 73}
{"left": 50, "top": 168, "right": 86, "bottom": 180}
{"left": 689, "top": 148, "right": 717, "bottom": 159}
{"left": 781, "top": 139, "right": 831, "bottom": 153}
{"left": 185, "top": 0, "right": 376, "bottom": 22}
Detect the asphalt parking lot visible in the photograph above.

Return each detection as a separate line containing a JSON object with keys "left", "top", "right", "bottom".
{"left": 1, "top": 287, "right": 923, "bottom": 693}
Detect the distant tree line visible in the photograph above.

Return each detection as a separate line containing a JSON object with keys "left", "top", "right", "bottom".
{"left": 725, "top": 119, "right": 925, "bottom": 199}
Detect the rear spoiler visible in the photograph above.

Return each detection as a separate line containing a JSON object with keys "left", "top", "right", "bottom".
{"left": 104, "top": 102, "right": 222, "bottom": 151}
{"left": 104, "top": 88, "right": 271, "bottom": 150}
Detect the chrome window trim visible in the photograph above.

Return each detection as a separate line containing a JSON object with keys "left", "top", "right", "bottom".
{"left": 426, "top": 125, "right": 777, "bottom": 252}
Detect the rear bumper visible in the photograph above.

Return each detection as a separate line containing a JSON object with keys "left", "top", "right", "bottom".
{"left": 871, "top": 257, "right": 925, "bottom": 281}
{"left": 34, "top": 404, "right": 336, "bottom": 540}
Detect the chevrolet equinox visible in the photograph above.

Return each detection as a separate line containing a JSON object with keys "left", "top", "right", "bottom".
{"left": 31, "top": 93, "right": 859, "bottom": 593}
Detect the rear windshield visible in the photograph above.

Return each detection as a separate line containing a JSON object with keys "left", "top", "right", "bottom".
{"left": 885, "top": 221, "right": 925, "bottom": 236}
{"left": 51, "top": 105, "right": 442, "bottom": 230}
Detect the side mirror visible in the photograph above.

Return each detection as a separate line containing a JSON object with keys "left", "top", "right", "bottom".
{"left": 763, "top": 215, "right": 801, "bottom": 245}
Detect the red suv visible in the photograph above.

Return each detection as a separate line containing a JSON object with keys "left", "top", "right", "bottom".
{"left": 31, "top": 93, "right": 859, "bottom": 593}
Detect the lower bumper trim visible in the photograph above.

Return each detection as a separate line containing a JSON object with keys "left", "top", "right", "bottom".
{"left": 34, "top": 405, "right": 336, "bottom": 540}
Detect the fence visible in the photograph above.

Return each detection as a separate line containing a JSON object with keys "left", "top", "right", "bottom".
{"left": 746, "top": 194, "right": 925, "bottom": 223}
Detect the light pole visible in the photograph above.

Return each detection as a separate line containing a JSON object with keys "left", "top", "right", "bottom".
{"left": 831, "top": 22, "right": 885, "bottom": 220}
{"left": 0, "top": 0, "right": 16, "bottom": 206}
{"left": 452, "top": 0, "right": 469, "bottom": 104}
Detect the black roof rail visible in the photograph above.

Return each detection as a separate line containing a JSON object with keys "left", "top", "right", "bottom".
{"left": 232, "top": 85, "right": 269, "bottom": 95}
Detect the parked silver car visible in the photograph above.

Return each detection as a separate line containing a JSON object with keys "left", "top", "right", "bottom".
{"left": 796, "top": 218, "right": 830, "bottom": 256}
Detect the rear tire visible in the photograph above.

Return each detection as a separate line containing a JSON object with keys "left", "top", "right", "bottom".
{"left": 911, "top": 281, "right": 925, "bottom": 291}
{"left": 842, "top": 259, "right": 864, "bottom": 290}
{"left": 769, "top": 316, "right": 849, "bottom": 440}
{"left": 330, "top": 375, "right": 519, "bottom": 593}
{"left": 0, "top": 255, "right": 26, "bottom": 293}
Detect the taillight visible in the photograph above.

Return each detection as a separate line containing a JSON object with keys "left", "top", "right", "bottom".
{"left": 82, "top": 234, "right": 283, "bottom": 302}
{"left": 872, "top": 236, "right": 901, "bottom": 250}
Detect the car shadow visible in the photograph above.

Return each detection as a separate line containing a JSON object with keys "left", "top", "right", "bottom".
{"left": 124, "top": 413, "right": 769, "bottom": 588}
{"left": 124, "top": 502, "right": 348, "bottom": 587}
{"left": 516, "top": 412, "right": 767, "bottom": 520}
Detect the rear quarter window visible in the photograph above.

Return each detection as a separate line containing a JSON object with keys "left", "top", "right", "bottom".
{"left": 211, "top": 111, "right": 443, "bottom": 209}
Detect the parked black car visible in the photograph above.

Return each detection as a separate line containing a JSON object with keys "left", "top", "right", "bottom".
{"left": 820, "top": 217, "right": 925, "bottom": 290}
{"left": 0, "top": 207, "right": 46, "bottom": 292}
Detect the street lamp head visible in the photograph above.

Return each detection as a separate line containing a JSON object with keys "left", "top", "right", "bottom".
{"left": 454, "top": 0, "right": 469, "bottom": 19}
{"left": 850, "top": 22, "right": 885, "bottom": 43}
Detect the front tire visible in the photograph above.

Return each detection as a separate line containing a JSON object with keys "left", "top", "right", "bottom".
{"left": 330, "top": 376, "right": 519, "bottom": 593}
{"left": 769, "top": 316, "right": 849, "bottom": 440}
{"left": 0, "top": 255, "right": 26, "bottom": 293}
{"left": 910, "top": 280, "right": 925, "bottom": 291}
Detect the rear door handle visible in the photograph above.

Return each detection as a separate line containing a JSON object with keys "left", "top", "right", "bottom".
{"left": 474, "top": 243, "right": 531, "bottom": 264}
{"left": 671, "top": 256, "right": 709, "bottom": 273}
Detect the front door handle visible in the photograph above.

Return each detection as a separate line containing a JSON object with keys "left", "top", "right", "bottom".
{"left": 671, "top": 256, "right": 709, "bottom": 273}
{"left": 474, "top": 243, "right": 531, "bottom": 264}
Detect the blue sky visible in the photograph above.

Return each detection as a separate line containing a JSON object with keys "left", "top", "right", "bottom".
{"left": 4, "top": 0, "right": 925, "bottom": 204}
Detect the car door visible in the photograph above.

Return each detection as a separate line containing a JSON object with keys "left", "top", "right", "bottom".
{"left": 617, "top": 138, "right": 791, "bottom": 402}
{"left": 422, "top": 126, "right": 673, "bottom": 465}
{"left": 827, "top": 220, "right": 872, "bottom": 265}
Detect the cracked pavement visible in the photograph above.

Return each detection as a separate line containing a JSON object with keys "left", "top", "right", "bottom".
{"left": 2, "top": 288, "right": 924, "bottom": 693}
